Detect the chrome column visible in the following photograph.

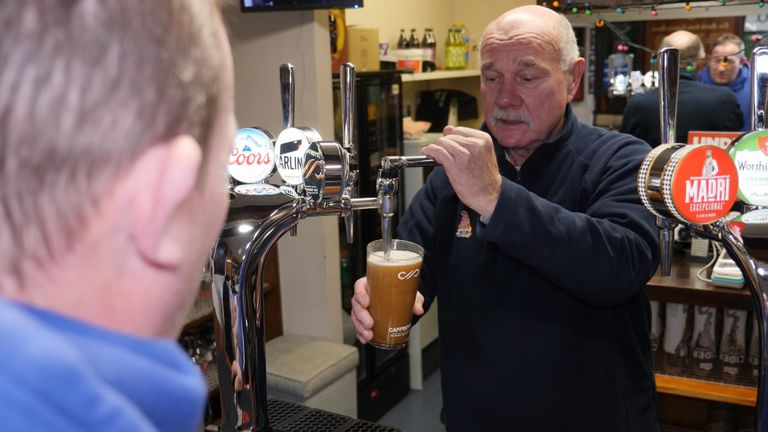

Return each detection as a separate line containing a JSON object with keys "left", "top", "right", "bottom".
{"left": 656, "top": 47, "right": 680, "bottom": 276}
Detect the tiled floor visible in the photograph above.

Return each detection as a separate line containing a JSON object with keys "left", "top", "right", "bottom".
{"left": 376, "top": 370, "right": 445, "bottom": 432}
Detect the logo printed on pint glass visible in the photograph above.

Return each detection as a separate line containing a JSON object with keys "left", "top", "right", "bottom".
{"left": 397, "top": 269, "right": 420, "bottom": 280}
{"left": 455, "top": 210, "right": 472, "bottom": 238}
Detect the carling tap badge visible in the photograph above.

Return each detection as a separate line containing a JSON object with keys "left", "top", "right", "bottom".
{"left": 455, "top": 210, "right": 472, "bottom": 238}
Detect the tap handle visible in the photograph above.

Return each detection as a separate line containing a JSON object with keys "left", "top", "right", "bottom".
{"left": 381, "top": 155, "right": 439, "bottom": 177}
{"left": 751, "top": 45, "right": 768, "bottom": 130}
{"left": 280, "top": 63, "right": 295, "bottom": 130}
{"left": 280, "top": 63, "right": 296, "bottom": 237}
{"left": 341, "top": 63, "right": 356, "bottom": 244}
{"left": 659, "top": 48, "right": 680, "bottom": 144}
{"left": 340, "top": 63, "right": 356, "bottom": 155}
{"left": 658, "top": 47, "right": 679, "bottom": 145}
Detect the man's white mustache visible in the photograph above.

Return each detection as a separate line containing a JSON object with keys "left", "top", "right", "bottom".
{"left": 492, "top": 107, "right": 533, "bottom": 129}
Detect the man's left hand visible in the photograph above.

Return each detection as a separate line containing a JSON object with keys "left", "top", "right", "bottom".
{"left": 421, "top": 125, "right": 502, "bottom": 218}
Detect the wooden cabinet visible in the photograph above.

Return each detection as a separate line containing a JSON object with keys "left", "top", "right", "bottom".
{"left": 648, "top": 253, "right": 757, "bottom": 430}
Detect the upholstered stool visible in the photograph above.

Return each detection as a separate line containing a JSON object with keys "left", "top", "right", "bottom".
{"left": 265, "top": 334, "right": 359, "bottom": 418}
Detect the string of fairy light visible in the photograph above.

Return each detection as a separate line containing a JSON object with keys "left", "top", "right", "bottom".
{"left": 539, "top": 0, "right": 768, "bottom": 18}
{"left": 540, "top": 0, "right": 768, "bottom": 72}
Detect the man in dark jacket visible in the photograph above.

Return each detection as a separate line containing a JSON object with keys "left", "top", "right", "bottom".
{"left": 351, "top": 5, "right": 660, "bottom": 431}
{"left": 699, "top": 33, "right": 750, "bottom": 131}
{"left": 621, "top": 30, "right": 743, "bottom": 146}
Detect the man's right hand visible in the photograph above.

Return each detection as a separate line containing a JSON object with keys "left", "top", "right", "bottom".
{"left": 350, "top": 277, "right": 425, "bottom": 345}
{"left": 421, "top": 125, "right": 501, "bottom": 219}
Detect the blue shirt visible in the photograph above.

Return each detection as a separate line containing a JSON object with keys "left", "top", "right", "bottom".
{"left": 699, "top": 64, "right": 751, "bottom": 131}
{"left": 0, "top": 297, "right": 206, "bottom": 431}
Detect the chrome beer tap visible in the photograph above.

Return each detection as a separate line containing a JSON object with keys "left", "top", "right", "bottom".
{"left": 637, "top": 46, "right": 768, "bottom": 432}
{"left": 210, "top": 62, "right": 333, "bottom": 431}
{"left": 376, "top": 156, "right": 437, "bottom": 255}
{"left": 303, "top": 66, "right": 438, "bottom": 256}
{"left": 210, "top": 62, "right": 440, "bottom": 431}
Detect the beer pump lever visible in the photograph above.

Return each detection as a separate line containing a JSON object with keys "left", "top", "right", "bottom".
{"left": 656, "top": 47, "right": 679, "bottom": 276}
{"left": 280, "top": 63, "right": 300, "bottom": 238}
{"left": 280, "top": 63, "right": 295, "bottom": 130}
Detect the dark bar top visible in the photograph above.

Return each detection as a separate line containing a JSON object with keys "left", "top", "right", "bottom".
{"left": 268, "top": 398, "right": 402, "bottom": 432}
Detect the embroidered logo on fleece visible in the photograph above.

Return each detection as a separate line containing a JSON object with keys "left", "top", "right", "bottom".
{"left": 455, "top": 210, "right": 472, "bottom": 238}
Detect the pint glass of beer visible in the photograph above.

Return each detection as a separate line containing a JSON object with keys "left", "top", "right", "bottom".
{"left": 366, "top": 239, "right": 424, "bottom": 349}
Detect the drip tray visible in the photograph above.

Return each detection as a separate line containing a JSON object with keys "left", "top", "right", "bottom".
{"left": 268, "top": 398, "right": 401, "bottom": 432}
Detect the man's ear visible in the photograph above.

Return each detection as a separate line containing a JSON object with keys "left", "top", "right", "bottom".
{"left": 566, "top": 58, "right": 586, "bottom": 102}
{"left": 126, "top": 135, "right": 203, "bottom": 269}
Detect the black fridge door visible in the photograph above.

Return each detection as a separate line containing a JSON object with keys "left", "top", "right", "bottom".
{"left": 333, "top": 70, "right": 410, "bottom": 421}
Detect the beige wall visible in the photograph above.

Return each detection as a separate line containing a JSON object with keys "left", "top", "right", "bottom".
{"left": 453, "top": 0, "right": 534, "bottom": 46}
{"left": 225, "top": 9, "right": 344, "bottom": 343}
{"left": 226, "top": 9, "right": 334, "bottom": 138}
{"left": 346, "top": 0, "right": 533, "bottom": 69}
{"left": 348, "top": 0, "right": 593, "bottom": 124}
{"left": 345, "top": 0, "right": 454, "bottom": 67}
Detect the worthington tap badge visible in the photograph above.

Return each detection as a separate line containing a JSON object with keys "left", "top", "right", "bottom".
{"left": 729, "top": 131, "right": 768, "bottom": 207}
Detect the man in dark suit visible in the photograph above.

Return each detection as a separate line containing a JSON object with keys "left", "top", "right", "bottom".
{"left": 620, "top": 30, "right": 743, "bottom": 147}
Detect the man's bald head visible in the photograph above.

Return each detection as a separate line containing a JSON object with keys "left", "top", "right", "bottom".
{"left": 481, "top": 5, "right": 580, "bottom": 71}
{"left": 660, "top": 30, "right": 705, "bottom": 64}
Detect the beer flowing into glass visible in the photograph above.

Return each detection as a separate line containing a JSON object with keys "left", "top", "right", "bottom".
{"left": 366, "top": 239, "right": 424, "bottom": 349}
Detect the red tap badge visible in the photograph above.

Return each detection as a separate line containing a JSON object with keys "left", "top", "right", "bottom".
{"left": 760, "top": 136, "right": 768, "bottom": 157}
{"left": 668, "top": 145, "right": 738, "bottom": 224}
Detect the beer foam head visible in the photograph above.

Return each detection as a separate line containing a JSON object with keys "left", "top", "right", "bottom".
{"left": 368, "top": 249, "right": 422, "bottom": 266}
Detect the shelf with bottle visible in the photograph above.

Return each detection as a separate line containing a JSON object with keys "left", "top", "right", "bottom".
{"left": 400, "top": 68, "right": 480, "bottom": 82}
{"left": 653, "top": 320, "right": 757, "bottom": 407}
{"left": 647, "top": 252, "right": 758, "bottom": 407}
